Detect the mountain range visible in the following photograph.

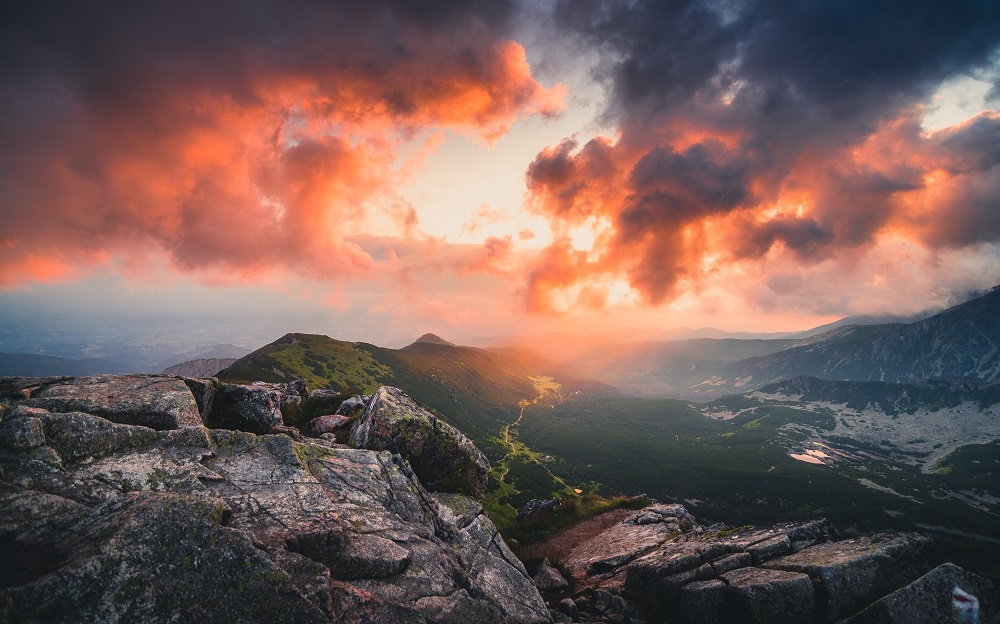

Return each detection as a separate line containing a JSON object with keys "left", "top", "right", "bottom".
{"left": 3, "top": 287, "right": 1000, "bottom": 584}
{"left": 204, "top": 287, "right": 1000, "bottom": 585}
{"left": 567, "top": 286, "right": 1000, "bottom": 399}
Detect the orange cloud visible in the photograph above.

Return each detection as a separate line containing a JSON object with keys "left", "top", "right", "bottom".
{"left": 0, "top": 3, "right": 563, "bottom": 291}
{"left": 524, "top": 106, "right": 1000, "bottom": 314}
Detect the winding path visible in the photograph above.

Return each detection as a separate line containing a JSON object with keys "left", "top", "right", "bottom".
{"left": 494, "top": 388, "right": 575, "bottom": 494}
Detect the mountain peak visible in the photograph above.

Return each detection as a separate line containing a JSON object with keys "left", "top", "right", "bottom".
{"left": 413, "top": 333, "right": 454, "bottom": 346}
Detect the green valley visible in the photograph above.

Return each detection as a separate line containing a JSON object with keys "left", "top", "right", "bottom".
{"left": 216, "top": 326, "right": 1000, "bottom": 585}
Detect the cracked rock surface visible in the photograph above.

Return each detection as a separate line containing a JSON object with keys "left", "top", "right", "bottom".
{"left": 533, "top": 503, "right": 997, "bottom": 624}
{"left": 0, "top": 376, "right": 550, "bottom": 624}
{"left": 350, "top": 386, "right": 490, "bottom": 498}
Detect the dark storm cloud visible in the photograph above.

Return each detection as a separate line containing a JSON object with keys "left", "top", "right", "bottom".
{"left": 0, "top": 0, "right": 561, "bottom": 286}
{"left": 524, "top": 0, "right": 1000, "bottom": 310}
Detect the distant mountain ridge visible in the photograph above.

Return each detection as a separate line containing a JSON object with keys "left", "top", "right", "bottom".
{"left": 0, "top": 353, "right": 132, "bottom": 376}
{"left": 701, "top": 286, "right": 1000, "bottom": 395}
{"left": 411, "top": 333, "right": 454, "bottom": 346}
{"left": 153, "top": 343, "right": 250, "bottom": 371}
{"left": 161, "top": 358, "right": 237, "bottom": 378}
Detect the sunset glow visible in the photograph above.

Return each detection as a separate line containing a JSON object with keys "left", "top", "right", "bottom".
{"left": 2, "top": 1, "right": 1000, "bottom": 343}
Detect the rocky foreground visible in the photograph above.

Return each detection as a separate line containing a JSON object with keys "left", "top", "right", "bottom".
{"left": 0, "top": 374, "right": 997, "bottom": 623}
{"left": 527, "top": 504, "right": 998, "bottom": 623}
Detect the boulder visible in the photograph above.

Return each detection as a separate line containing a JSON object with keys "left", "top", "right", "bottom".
{"left": 0, "top": 401, "right": 551, "bottom": 624}
{"left": 712, "top": 552, "right": 753, "bottom": 575}
{"left": 0, "top": 409, "right": 46, "bottom": 451}
{"left": 565, "top": 506, "right": 692, "bottom": 581}
{"left": 0, "top": 489, "right": 331, "bottom": 623}
{"left": 21, "top": 374, "right": 202, "bottom": 430}
{"left": 625, "top": 540, "right": 727, "bottom": 598}
{"left": 307, "top": 414, "right": 352, "bottom": 436}
{"left": 747, "top": 534, "right": 792, "bottom": 564}
{"left": 557, "top": 597, "right": 579, "bottom": 620}
{"left": 37, "top": 409, "right": 160, "bottom": 465}
{"left": 678, "top": 579, "right": 728, "bottom": 624}
{"left": 518, "top": 498, "right": 559, "bottom": 520}
{"left": 534, "top": 558, "right": 570, "bottom": 592}
{"left": 433, "top": 492, "right": 552, "bottom": 623}
{"left": 335, "top": 396, "right": 366, "bottom": 415}
{"left": 348, "top": 386, "right": 489, "bottom": 498}
{"left": 206, "top": 381, "right": 290, "bottom": 434}
{"left": 838, "top": 562, "right": 998, "bottom": 624}
{"left": 763, "top": 532, "right": 933, "bottom": 622}
{"left": 720, "top": 566, "right": 816, "bottom": 624}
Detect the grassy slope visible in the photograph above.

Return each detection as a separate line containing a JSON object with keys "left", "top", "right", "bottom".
{"left": 217, "top": 334, "right": 587, "bottom": 457}
{"left": 217, "top": 333, "right": 392, "bottom": 392}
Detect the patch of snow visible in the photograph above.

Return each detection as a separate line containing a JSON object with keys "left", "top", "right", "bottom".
{"left": 790, "top": 453, "right": 825, "bottom": 465}
{"left": 857, "top": 478, "right": 921, "bottom": 503}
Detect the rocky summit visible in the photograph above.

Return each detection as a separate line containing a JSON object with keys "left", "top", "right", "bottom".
{"left": 0, "top": 375, "right": 547, "bottom": 623}
{"left": 0, "top": 374, "right": 997, "bottom": 623}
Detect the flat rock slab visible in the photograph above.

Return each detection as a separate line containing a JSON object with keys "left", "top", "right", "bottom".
{"left": 349, "top": 386, "right": 490, "bottom": 498}
{"left": 625, "top": 539, "right": 728, "bottom": 600}
{"left": 0, "top": 376, "right": 73, "bottom": 400}
{"left": 24, "top": 374, "right": 202, "bottom": 430}
{"left": 565, "top": 511, "right": 681, "bottom": 578}
{"left": 721, "top": 566, "right": 816, "bottom": 624}
{"left": 764, "top": 532, "right": 932, "bottom": 622}
{"left": 713, "top": 519, "right": 836, "bottom": 555}
{"left": 838, "top": 562, "right": 998, "bottom": 624}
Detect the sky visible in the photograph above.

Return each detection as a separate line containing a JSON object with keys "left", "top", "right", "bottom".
{"left": 2, "top": 0, "right": 1000, "bottom": 348}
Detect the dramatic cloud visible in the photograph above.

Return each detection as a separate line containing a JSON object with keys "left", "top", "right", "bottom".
{"left": 0, "top": 0, "right": 562, "bottom": 287}
{"left": 4, "top": 0, "right": 1000, "bottom": 332}
{"left": 524, "top": 0, "right": 1000, "bottom": 313}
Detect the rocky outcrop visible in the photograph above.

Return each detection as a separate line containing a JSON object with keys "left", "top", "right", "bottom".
{"left": 519, "top": 498, "right": 560, "bottom": 520}
{"left": 307, "top": 414, "right": 352, "bottom": 436}
{"left": 841, "top": 562, "right": 997, "bottom": 624}
{"left": 763, "top": 532, "right": 933, "bottom": 621}
{"left": 16, "top": 374, "right": 203, "bottom": 430}
{"left": 0, "top": 376, "right": 548, "bottom": 624}
{"left": 206, "top": 380, "right": 306, "bottom": 434}
{"left": 533, "top": 504, "right": 997, "bottom": 624}
{"left": 535, "top": 558, "right": 570, "bottom": 593}
{"left": 335, "top": 395, "right": 366, "bottom": 415}
{"left": 3, "top": 374, "right": 996, "bottom": 624}
{"left": 349, "top": 386, "right": 490, "bottom": 498}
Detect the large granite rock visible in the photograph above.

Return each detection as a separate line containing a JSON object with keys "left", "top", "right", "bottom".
{"left": 763, "top": 532, "right": 933, "bottom": 622}
{"left": 534, "top": 558, "right": 570, "bottom": 593}
{"left": 839, "top": 562, "right": 998, "bottom": 624}
{"left": 567, "top": 503, "right": 696, "bottom": 582}
{"left": 205, "top": 380, "right": 302, "bottom": 434}
{"left": 307, "top": 414, "right": 352, "bottom": 436}
{"left": 0, "top": 376, "right": 73, "bottom": 400}
{"left": 721, "top": 566, "right": 816, "bottom": 624}
{"left": 0, "top": 381, "right": 550, "bottom": 624}
{"left": 18, "top": 374, "right": 202, "bottom": 430}
{"left": 349, "top": 386, "right": 490, "bottom": 498}
{"left": 529, "top": 501, "right": 993, "bottom": 624}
